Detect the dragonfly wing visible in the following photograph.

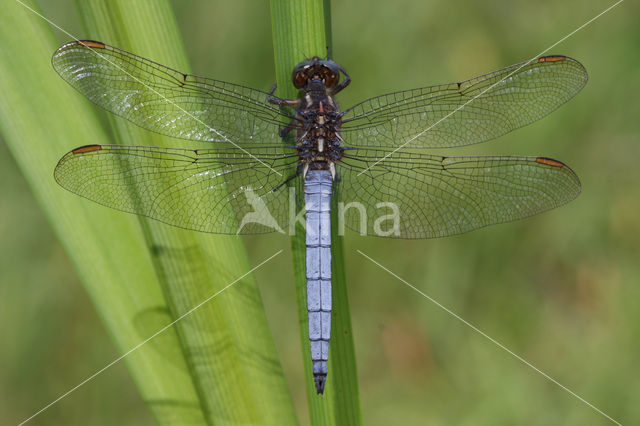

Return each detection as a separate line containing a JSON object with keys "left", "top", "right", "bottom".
{"left": 336, "top": 148, "right": 580, "bottom": 238}
{"left": 52, "top": 41, "right": 291, "bottom": 146}
{"left": 340, "top": 56, "right": 587, "bottom": 149}
{"left": 54, "top": 144, "right": 299, "bottom": 234}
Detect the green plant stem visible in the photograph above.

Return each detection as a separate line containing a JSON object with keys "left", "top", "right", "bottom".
{"left": 270, "top": 0, "right": 362, "bottom": 424}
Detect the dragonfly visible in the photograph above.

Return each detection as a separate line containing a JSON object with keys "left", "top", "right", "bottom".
{"left": 52, "top": 40, "right": 587, "bottom": 394}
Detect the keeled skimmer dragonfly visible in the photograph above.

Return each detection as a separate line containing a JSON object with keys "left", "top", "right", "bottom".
{"left": 52, "top": 40, "right": 587, "bottom": 394}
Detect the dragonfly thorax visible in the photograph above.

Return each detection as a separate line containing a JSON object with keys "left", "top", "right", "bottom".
{"left": 283, "top": 57, "right": 351, "bottom": 175}
{"left": 296, "top": 92, "right": 344, "bottom": 172}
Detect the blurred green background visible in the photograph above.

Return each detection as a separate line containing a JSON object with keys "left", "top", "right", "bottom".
{"left": 1, "top": 0, "right": 638, "bottom": 424}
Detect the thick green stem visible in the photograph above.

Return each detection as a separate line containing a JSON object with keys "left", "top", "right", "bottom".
{"left": 270, "top": 1, "right": 362, "bottom": 424}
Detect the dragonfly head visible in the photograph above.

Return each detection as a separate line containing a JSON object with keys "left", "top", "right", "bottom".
{"left": 292, "top": 57, "right": 342, "bottom": 91}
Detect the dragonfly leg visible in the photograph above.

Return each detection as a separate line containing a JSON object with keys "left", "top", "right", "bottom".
{"left": 266, "top": 88, "right": 300, "bottom": 137}
{"left": 266, "top": 85, "right": 301, "bottom": 137}
{"left": 269, "top": 164, "right": 304, "bottom": 193}
{"left": 268, "top": 97, "right": 299, "bottom": 107}
{"left": 278, "top": 119, "right": 297, "bottom": 138}
{"left": 331, "top": 64, "right": 351, "bottom": 95}
{"left": 267, "top": 85, "right": 299, "bottom": 107}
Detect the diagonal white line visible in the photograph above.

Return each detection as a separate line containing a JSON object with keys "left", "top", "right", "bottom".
{"left": 14, "top": 0, "right": 282, "bottom": 176}
{"left": 357, "top": 0, "right": 624, "bottom": 177}
{"left": 18, "top": 250, "right": 283, "bottom": 426}
{"left": 357, "top": 250, "right": 622, "bottom": 425}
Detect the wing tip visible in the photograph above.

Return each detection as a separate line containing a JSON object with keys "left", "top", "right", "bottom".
{"left": 76, "top": 40, "right": 106, "bottom": 49}
{"left": 53, "top": 40, "right": 106, "bottom": 63}
{"left": 535, "top": 157, "right": 567, "bottom": 168}
{"left": 72, "top": 144, "right": 103, "bottom": 154}
{"left": 538, "top": 55, "right": 567, "bottom": 63}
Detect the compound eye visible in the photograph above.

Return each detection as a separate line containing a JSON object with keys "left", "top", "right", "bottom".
{"left": 324, "top": 71, "right": 339, "bottom": 89}
{"left": 293, "top": 70, "right": 307, "bottom": 89}
{"left": 292, "top": 60, "right": 313, "bottom": 89}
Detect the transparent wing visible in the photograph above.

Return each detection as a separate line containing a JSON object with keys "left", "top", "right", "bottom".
{"left": 336, "top": 148, "right": 580, "bottom": 238}
{"left": 54, "top": 144, "right": 300, "bottom": 234}
{"left": 52, "top": 41, "right": 291, "bottom": 146}
{"left": 340, "top": 56, "right": 587, "bottom": 149}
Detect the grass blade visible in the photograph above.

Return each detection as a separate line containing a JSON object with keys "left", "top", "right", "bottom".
{"left": 270, "top": 0, "right": 363, "bottom": 424}
{"left": 1, "top": 0, "right": 296, "bottom": 424}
